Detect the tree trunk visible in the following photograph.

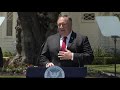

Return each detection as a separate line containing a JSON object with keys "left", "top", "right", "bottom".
{"left": 16, "top": 12, "right": 60, "bottom": 66}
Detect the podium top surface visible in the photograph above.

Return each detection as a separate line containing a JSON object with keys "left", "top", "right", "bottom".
{"left": 96, "top": 16, "right": 120, "bottom": 37}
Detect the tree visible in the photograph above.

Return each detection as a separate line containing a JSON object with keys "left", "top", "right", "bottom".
{"left": 15, "top": 12, "right": 60, "bottom": 66}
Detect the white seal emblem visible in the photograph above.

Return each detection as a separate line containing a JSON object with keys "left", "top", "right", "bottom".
{"left": 44, "top": 66, "right": 65, "bottom": 78}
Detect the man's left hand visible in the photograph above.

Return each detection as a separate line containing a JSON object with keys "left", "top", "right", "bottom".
{"left": 58, "top": 48, "right": 73, "bottom": 60}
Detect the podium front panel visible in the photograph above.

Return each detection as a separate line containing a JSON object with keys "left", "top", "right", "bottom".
{"left": 26, "top": 67, "right": 87, "bottom": 78}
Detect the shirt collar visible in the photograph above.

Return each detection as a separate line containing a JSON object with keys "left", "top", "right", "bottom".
{"left": 60, "top": 31, "right": 72, "bottom": 40}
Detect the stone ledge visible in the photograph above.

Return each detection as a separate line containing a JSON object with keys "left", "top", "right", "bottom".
{"left": 3, "top": 57, "right": 10, "bottom": 60}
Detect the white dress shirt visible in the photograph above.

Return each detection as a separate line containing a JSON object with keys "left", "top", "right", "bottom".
{"left": 60, "top": 31, "right": 74, "bottom": 60}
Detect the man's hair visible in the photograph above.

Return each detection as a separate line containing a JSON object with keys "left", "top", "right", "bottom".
{"left": 58, "top": 14, "right": 72, "bottom": 22}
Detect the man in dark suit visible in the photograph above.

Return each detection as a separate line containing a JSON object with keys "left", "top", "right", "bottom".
{"left": 40, "top": 15, "right": 94, "bottom": 68}
{"left": 0, "top": 47, "right": 3, "bottom": 67}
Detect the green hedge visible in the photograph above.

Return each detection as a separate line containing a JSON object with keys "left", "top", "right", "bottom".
{"left": 92, "top": 57, "right": 120, "bottom": 65}
{"left": 3, "top": 51, "right": 13, "bottom": 57}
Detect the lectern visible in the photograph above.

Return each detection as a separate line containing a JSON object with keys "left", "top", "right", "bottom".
{"left": 26, "top": 66, "right": 87, "bottom": 78}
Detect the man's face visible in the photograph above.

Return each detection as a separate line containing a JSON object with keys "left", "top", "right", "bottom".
{"left": 57, "top": 17, "right": 72, "bottom": 37}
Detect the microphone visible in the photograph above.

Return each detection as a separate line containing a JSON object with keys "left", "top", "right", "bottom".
{"left": 75, "top": 45, "right": 81, "bottom": 67}
{"left": 40, "top": 42, "right": 46, "bottom": 54}
{"left": 36, "top": 41, "right": 46, "bottom": 66}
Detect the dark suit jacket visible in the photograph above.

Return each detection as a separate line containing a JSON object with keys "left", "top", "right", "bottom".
{"left": 0, "top": 47, "right": 3, "bottom": 67}
{"left": 40, "top": 31, "right": 94, "bottom": 67}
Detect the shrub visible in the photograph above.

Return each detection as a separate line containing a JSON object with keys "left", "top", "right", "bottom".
{"left": 93, "top": 47, "right": 113, "bottom": 57}
{"left": 92, "top": 47, "right": 118, "bottom": 65}
{"left": 92, "top": 57, "right": 105, "bottom": 65}
{"left": 92, "top": 56, "right": 120, "bottom": 65}
{"left": 3, "top": 51, "right": 13, "bottom": 57}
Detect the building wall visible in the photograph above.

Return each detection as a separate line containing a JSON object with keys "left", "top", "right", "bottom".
{"left": 0, "top": 12, "right": 18, "bottom": 53}
{"left": 61, "top": 12, "right": 120, "bottom": 53}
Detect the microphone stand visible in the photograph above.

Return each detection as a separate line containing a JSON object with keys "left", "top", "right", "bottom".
{"left": 111, "top": 35, "right": 120, "bottom": 77}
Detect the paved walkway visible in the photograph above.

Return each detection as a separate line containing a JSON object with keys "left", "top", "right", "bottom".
{"left": 87, "top": 68, "right": 120, "bottom": 78}
{"left": 101, "top": 72, "right": 120, "bottom": 78}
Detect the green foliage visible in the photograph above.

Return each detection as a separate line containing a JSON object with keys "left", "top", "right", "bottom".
{"left": 3, "top": 51, "right": 14, "bottom": 57}
{"left": 93, "top": 47, "right": 113, "bottom": 57}
{"left": 92, "top": 57, "right": 120, "bottom": 65}
{"left": 93, "top": 47, "right": 120, "bottom": 65}
{"left": 2, "top": 63, "right": 27, "bottom": 75}
{"left": 2, "top": 51, "right": 27, "bottom": 75}
{"left": 92, "top": 57, "right": 112, "bottom": 65}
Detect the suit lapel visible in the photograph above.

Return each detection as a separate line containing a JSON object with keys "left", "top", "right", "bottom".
{"left": 67, "top": 31, "right": 76, "bottom": 49}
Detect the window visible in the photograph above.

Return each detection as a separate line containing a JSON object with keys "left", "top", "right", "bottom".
{"left": 81, "top": 12, "right": 95, "bottom": 22}
{"left": 7, "top": 12, "right": 13, "bottom": 36}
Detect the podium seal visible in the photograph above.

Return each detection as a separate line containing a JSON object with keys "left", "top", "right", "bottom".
{"left": 44, "top": 66, "right": 65, "bottom": 78}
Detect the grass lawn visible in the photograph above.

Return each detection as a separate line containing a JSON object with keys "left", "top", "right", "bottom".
{"left": 0, "top": 75, "right": 26, "bottom": 78}
{"left": 86, "top": 64, "right": 120, "bottom": 74}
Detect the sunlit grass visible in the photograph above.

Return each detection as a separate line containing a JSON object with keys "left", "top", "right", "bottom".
{"left": 0, "top": 75, "right": 26, "bottom": 78}
{"left": 86, "top": 64, "right": 120, "bottom": 74}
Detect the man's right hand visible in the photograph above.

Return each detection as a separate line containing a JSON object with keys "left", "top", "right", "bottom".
{"left": 46, "top": 62, "right": 54, "bottom": 68}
